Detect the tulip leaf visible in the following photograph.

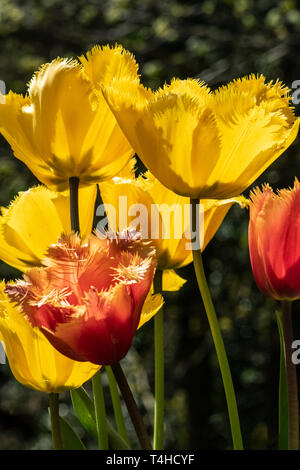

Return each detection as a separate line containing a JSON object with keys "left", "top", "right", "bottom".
{"left": 275, "top": 311, "right": 289, "bottom": 450}
{"left": 59, "top": 416, "right": 86, "bottom": 450}
{"left": 71, "top": 387, "right": 97, "bottom": 439}
{"left": 70, "top": 387, "right": 130, "bottom": 450}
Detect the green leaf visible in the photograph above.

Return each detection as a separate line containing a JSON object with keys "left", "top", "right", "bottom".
{"left": 70, "top": 387, "right": 131, "bottom": 450}
{"left": 276, "top": 311, "right": 289, "bottom": 450}
{"left": 59, "top": 416, "right": 86, "bottom": 450}
{"left": 71, "top": 387, "right": 98, "bottom": 439}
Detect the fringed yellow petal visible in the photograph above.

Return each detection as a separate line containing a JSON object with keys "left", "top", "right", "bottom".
{"left": 214, "top": 74, "right": 295, "bottom": 124}
{"left": 0, "top": 53, "right": 135, "bottom": 190}
{"left": 162, "top": 269, "right": 186, "bottom": 292}
{"left": 0, "top": 185, "right": 96, "bottom": 271}
{"left": 0, "top": 92, "right": 41, "bottom": 174}
{"left": 156, "top": 77, "right": 211, "bottom": 105}
{"left": 103, "top": 79, "right": 221, "bottom": 198}
{"left": 99, "top": 173, "right": 192, "bottom": 270}
{"left": 201, "top": 196, "right": 248, "bottom": 251}
{"left": 99, "top": 176, "right": 153, "bottom": 234}
{"left": 99, "top": 175, "right": 247, "bottom": 271}
{"left": 148, "top": 94, "right": 220, "bottom": 197}
{"left": 202, "top": 75, "right": 300, "bottom": 198}
{"left": 0, "top": 281, "right": 99, "bottom": 393}
{"left": 27, "top": 59, "right": 97, "bottom": 184}
{"left": 138, "top": 292, "right": 164, "bottom": 330}
{"left": 135, "top": 171, "right": 193, "bottom": 269}
{"left": 79, "top": 43, "right": 139, "bottom": 89}
{"left": 102, "top": 74, "right": 298, "bottom": 199}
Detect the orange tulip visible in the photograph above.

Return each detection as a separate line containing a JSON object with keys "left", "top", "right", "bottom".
{"left": 5, "top": 229, "right": 157, "bottom": 365}
{"left": 248, "top": 178, "right": 300, "bottom": 300}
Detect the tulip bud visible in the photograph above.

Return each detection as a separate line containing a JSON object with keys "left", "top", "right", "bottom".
{"left": 248, "top": 179, "right": 300, "bottom": 300}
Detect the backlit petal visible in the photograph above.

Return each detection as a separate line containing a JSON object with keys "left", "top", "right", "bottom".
{"left": 79, "top": 44, "right": 139, "bottom": 89}
{"left": 99, "top": 175, "right": 247, "bottom": 269}
{"left": 249, "top": 179, "right": 300, "bottom": 300}
{"left": 162, "top": 269, "right": 187, "bottom": 292}
{"left": 0, "top": 46, "right": 137, "bottom": 189}
{"left": 0, "top": 281, "right": 99, "bottom": 392}
{"left": 5, "top": 230, "right": 157, "bottom": 365}
{"left": 102, "top": 74, "right": 298, "bottom": 199}
{"left": 0, "top": 185, "right": 97, "bottom": 271}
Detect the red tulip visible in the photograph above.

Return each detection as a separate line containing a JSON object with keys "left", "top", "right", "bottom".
{"left": 248, "top": 179, "right": 300, "bottom": 300}
{"left": 5, "top": 229, "right": 157, "bottom": 365}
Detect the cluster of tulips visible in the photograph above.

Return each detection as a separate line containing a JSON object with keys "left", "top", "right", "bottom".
{"left": 0, "top": 43, "right": 299, "bottom": 451}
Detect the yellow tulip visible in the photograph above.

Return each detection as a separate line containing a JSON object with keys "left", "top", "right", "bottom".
{"left": 0, "top": 281, "right": 100, "bottom": 393}
{"left": 0, "top": 45, "right": 138, "bottom": 190}
{"left": 101, "top": 75, "right": 299, "bottom": 199}
{"left": 0, "top": 184, "right": 163, "bottom": 388}
{"left": 0, "top": 182, "right": 164, "bottom": 354}
{"left": 99, "top": 162, "right": 247, "bottom": 270}
{"left": 0, "top": 184, "right": 97, "bottom": 272}
{"left": 0, "top": 180, "right": 183, "bottom": 295}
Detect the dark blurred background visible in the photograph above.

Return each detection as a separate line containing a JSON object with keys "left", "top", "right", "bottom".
{"left": 0, "top": 0, "right": 300, "bottom": 450}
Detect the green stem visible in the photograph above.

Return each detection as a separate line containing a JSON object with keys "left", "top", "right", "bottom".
{"left": 281, "top": 300, "right": 299, "bottom": 450}
{"left": 92, "top": 371, "right": 109, "bottom": 450}
{"left": 190, "top": 198, "right": 243, "bottom": 450}
{"left": 111, "top": 362, "right": 152, "bottom": 450}
{"left": 49, "top": 393, "right": 63, "bottom": 450}
{"left": 153, "top": 269, "right": 164, "bottom": 450}
{"left": 106, "top": 365, "right": 130, "bottom": 446}
{"left": 69, "top": 177, "right": 80, "bottom": 234}
{"left": 275, "top": 310, "right": 289, "bottom": 450}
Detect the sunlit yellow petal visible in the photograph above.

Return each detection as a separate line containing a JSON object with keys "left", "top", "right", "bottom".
{"left": 138, "top": 292, "right": 164, "bottom": 330}
{"left": 0, "top": 92, "right": 40, "bottom": 173}
{"left": 201, "top": 196, "right": 248, "bottom": 250}
{"left": 0, "top": 184, "right": 96, "bottom": 271}
{"left": 204, "top": 75, "right": 300, "bottom": 198}
{"left": 162, "top": 269, "right": 187, "bottom": 291}
{"left": 103, "top": 79, "right": 220, "bottom": 198}
{"left": 99, "top": 173, "right": 246, "bottom": 269}
{"left": 0, "top": 47, "right": 137, "bottom": 190}
{"left": 79, "top": 43, "right": 139, "bottom": 89}
{"left": 102, "top": 74, "right": 299, "bottom": 199}
{"left": 157, "top": 77, "right": 211, "bottom": 104}
{"left": 114, "top": 157, "right": 137, "bottom": 180}
{"left": 99, "top": 173, "right": 191, "bottom": 270}
{"left": 136, "top": 171, "right": 192, "bottom": 268}
{"left": 0, "top": 281, "right": 99, "bottom": 393}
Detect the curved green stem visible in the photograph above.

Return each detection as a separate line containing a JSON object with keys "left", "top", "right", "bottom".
{"left": 92, "top": 371, "right": 109, "bottom": 450}
{"left": 276, "top": 310, "right": 289, "bottom": 449}
{"left": 49, "top": 393, "right": 63, "bottom": 450}
{"left": 153, "top": 269, "right": 164, "bottom": 450}
{"left": 190, "top": 198, "right": 243, "bottom": 450}
{"left": 106, "top": 365, "right": 130, "bottom": 446}
{"left": 281, "top": 300, "right": 299, "bottom": 450}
